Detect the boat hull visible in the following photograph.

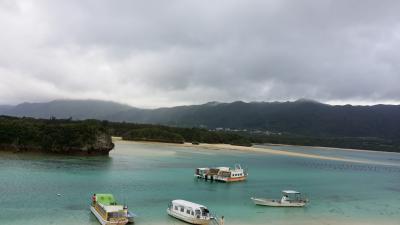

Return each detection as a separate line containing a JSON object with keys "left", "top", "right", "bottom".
{"left": 195, "top": 174, "right": 247, "bottom": 182}
{"left": 127, "top": 211, "right": 136, "bottom": 223}
{"left": 218, "top": 176, "right": 247, "bottom": 182}
{"left": 251, "top": 198, "right": 306, "bottom": 207}
{"left": 90, "top": 206, "right": 128, "bottom": 225}
{"left": 167, "top": 208, "right": 210, "bottom": 225}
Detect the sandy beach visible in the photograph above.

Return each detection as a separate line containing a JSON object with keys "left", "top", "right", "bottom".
{"left": 113, "top": 137, "right": 400, "bottom": 166}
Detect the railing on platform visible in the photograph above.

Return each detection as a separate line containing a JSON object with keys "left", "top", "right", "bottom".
{"left": 210, "top": 212, "right": 221, "bottom": 225}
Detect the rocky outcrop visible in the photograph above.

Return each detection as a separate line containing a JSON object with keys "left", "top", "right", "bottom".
{"left": 0, "top": 132, "right": 114, "bottom": 155}
{"left": 0, "top": 116, "right": 115, "bottom": 155}
{"left": 44, "top": 131, "right": 115, "bottom": 155}
{"left": 83, "top": 132, "right": 115, "bottom": 155}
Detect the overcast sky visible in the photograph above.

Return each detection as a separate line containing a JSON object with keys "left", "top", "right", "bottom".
{"left": 1, "top": 0, "right": 400, "bottom": 108}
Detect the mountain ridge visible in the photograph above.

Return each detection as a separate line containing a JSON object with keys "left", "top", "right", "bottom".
{"left": 1, "top": 99, "right": 400, "bottom": 141}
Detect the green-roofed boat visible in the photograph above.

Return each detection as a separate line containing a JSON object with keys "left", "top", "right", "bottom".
{"left": 90, "top": 193, "right": 131, "bottom": 225}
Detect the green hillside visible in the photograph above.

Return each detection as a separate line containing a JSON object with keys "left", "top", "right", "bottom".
{"left": 1, "top": 99, "right": 400, "bottom": 152}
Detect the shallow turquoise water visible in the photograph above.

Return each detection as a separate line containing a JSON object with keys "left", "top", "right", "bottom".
{"left": 0, "top": 141, "right": 400, "bottom": 225}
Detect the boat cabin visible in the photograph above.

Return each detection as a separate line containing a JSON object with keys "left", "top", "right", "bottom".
{"left": 281, "top": 190, "right": 305, "bottom": 203}
{"left": 91, "top": 194, "right": 129, "bottom": 225}
{"left": 251, "top": 190, "right": 308, "bottom": 207}
{"left": 168, "top": 199, "right": 212, "bottom": 220}
{"left": 216, "top": 164, "right": 247, "bottom": 182}
{"left": 195, "top": 164, "right": 247, "bottom": 182}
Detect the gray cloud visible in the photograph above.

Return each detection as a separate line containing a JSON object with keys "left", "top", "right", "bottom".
{"left": 1, "top": 0, "right": 400, "bottom": 107}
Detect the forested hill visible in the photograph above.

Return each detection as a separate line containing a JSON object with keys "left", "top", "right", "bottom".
{"left": 0, "top": 116, "right": 253, "bottom": 154}
{"left": 0, "top": 116, "right": 114, "bottom": 155}
{"left": 1, "top": 99, "right": 400, "bottom": 140}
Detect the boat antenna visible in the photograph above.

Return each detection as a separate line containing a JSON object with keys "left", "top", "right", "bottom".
{"left": 123, "top": 198, "right": 128, "bottom": 209}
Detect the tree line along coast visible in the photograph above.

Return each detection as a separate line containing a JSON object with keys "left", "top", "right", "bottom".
{"left": 0, "top": 116, "right": 252, "bottom": 155}
{"left": 0, "top": 115, "right": 399, "bottom": 155}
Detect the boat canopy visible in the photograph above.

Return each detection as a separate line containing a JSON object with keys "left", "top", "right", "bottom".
{"left": 216, "top": 167, "right": 230, "bottom": 171}
{"left": 103, "top": 205, "right": 124, "bottom": 212}
{"left": 95, "top": 194, "right": 117, "bottom": 205}
{"left": 171, "top": 200, "right": 207, "bottom": 210}
{"left": 282, "top": 190, "right": 300, "bottom": 194}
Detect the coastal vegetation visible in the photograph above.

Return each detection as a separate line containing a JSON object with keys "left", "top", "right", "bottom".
{"left": 0, "top": 116, "right": 252, "bottom": 155}
{"left": 123, "top": 128, "right": 185, "bottom": 144}
{"left": 108, "top": 122, "right": 252, "bottom": 146}
{"left": 0, "top": 116, "right": 113, "bottom": 154}
{"left": 248, "top": 134, "right": 400, "bottom": 152}
{"left": 1, "top": 113, "right": 399, "bottom": 153}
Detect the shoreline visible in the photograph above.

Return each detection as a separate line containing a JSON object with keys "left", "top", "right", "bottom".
{"left": 259, "top": 142, "right": 399, "bottom": 155}
{"left": 113, "top": 138, "right": 400, "bottom": 166}
{"left": 112, "top": 136, "right": 400, "bottom": 155}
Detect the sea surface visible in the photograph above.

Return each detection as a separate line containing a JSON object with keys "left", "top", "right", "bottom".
{"left": 1, "top": 141, "right": 400, "bottom": 225}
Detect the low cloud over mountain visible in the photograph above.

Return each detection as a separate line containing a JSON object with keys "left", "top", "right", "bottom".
{"left": 1, "top": 1, "right": 400, "bottom": 107}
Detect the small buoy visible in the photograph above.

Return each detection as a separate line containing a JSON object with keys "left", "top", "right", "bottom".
{"left": 57, "top": 194, "right": 61, "bottom": 197}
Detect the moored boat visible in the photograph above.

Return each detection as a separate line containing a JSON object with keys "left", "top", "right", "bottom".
{"left": 167, "top": 199, "right": 215, "bottom": 225}
{"left": 195, "top": 164, "right": 247, "bottom": 182}
{"left": 126, "top": 211, "right": 137, "bottom": 223}
{"left": 90, "top": 193, "right": 130, "bottom": 225}
{"left": 251, "top": 190, "right": 309, "bottom": 207}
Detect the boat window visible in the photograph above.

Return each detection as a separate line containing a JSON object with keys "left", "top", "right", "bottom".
{"left": 200, "top": 207, "right": 209, "bottom": 216}
{"left": 191, "top": 211, "right": 194, "bottom": 216}
{"left": 195, "top": 209, "right": 201, "bottom": 215}
{"left": 180, "top": 207, "right": 184, "bottom": 212}
{"left": 174, "top": 206, "right": 178, "bottom": 210}
{"left": 108, "top": 212, "right": 123, "bottom": 219}
{"left": 186, "top": 209, "right": 190, "bottom": 214}
{"left": 96, "top": 206, "right": 106, "bottom": 216}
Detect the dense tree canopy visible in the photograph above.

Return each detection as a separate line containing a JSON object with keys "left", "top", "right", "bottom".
{"left": 1, "top": 116, "right": 399, "bottom": 154}
{"left": 0, "top": 116, "right": 112, "bottom": 154}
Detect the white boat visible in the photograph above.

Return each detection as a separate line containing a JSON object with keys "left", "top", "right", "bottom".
{"left": 167, "top": 200, "right": 214, "bottom": 225}
{"left": 251, "top": 190, "right": 309, "bottom": 207}
{"left": 195, "top": 164, "right": 247, "bottom": 182}
{"left": 90, "top": 194, "right": 129, "bottom": 225}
